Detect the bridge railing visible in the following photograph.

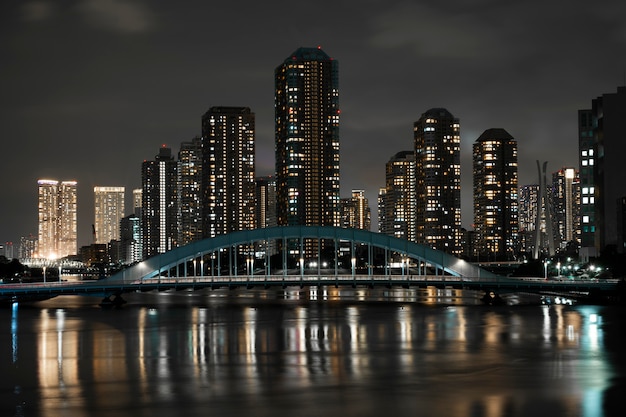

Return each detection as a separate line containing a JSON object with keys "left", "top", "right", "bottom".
{"left": 128, "top": 274, "right": 473, "bottom": 284}
{"left": 128, "top": 274, "right": 602, "bottom": 285}
{"left": 1, "top": 274, "right": 619, "bottom": 294}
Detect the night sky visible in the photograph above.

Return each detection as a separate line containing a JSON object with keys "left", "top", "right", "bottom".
{"left": 1, "top": 0, "right": 625, "bottom": 249}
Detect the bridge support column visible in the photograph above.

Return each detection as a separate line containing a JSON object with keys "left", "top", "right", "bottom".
{"left": 481, "top": 291, "right": 504, "bottom": 306}
{"left": 100, "top": 294, "right": 127, "bottom": 308}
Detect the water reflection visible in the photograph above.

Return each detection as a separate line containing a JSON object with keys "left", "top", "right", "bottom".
{"left": 1, "top": 298, "right": 623, "bottom": 417}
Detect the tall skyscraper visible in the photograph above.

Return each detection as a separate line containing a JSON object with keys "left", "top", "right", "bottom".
{"left": 255, "top": 176, "right": 277, "bottom": 230}
{"left": 551, "top": 167, "right": 580, "bottom": 247}
{"left": 275, "top": 46, "right": 340, "bottom": 228}
{"left": 201, "top": 107, "right": 256, "bottom": 238}
{"left": 380, "top": 151, "right": 416, "bottom": 241}
{"left": 377, "top": 188, "right": 386, "bottom": 235}
{"left": 255, "top": 175, "right": 278, "bottom": 258}
{"left": 119, "top": 214, "right": 142, "bottom": 265}
{"left": 178, "top": 136, "right": 203, "bottom": 245}
{"left": 472, "top": 128, "right": 518, "bottom": 260}
{"left": 93, "top": 186, "right": 125, "bottom": 244}
{"left": 577, "top": 109, "right": 595, "bottom": 255}
{"left": 19, "top": 234, "right": 37, "bottom": 260}
{"left": 37, "top": 179, "right": 77, "bottom": 259}
{"left": 518, "top": 184, "right": 539, "bottom": 254}
{"left": 580, "top": 86, "right": 626, "bottom": 254}
{"left": 340, "top": 190, "right": 371, "bottom": 230}
{"left": 414, "top": 108, "right": 462, "bottom": 255}
{"left": 534, "top": 161, "right": 556, "bottom": 258}
{"left": 132, "top": 188, "right": 142, "bottom": 216}
{"left": 141, "top": 146, "right": 178, "bottom": 258}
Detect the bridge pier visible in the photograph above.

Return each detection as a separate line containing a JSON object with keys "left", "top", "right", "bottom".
{"left": 100, "top": 294, "right": 127, "bottom": 308}
{"left": 481, "top": 291, "right": 505, "bottom": 306}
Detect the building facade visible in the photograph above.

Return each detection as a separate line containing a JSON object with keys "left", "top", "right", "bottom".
{"left": 119, "top": 214, "right": 142, "bottom": 265}
{"left": 577, "top": 109, "right": 595, "bottom": 255}
{"left": 340, "top": 190, "right": 371, "bottom": 231}
{"left": 414, "top": 108, "right": 462, "bottom": 255}
{"left": 201, "top": 107, "right": 256, "bottom": 237}
{"left": 275, "top": 46, "right": 340, "bottom": 228}
{"left": 178, "top": 136, "right": 203, "bottom": 245}
{"left": 472, "top": 128, "right": 518, "bottom": 260}
{"left": 93, "top": 186, "right": 125, "bottom": 245}
{"left": 255, "top": 176, "right": 277, "bottom": 230}
{"left": 255, "top": 175, "right": 278, "bottom": 258}
{"left": 551, "top": 167, "right": 580, "bottom": 248}
{"left": 518, "top": 184, "right": 539, "bottom": 254}
{"left": 141, "top": 146, "right": 178, "bottom": 258}
{"left": 132, "top": 188, "right": 142, "bottom": 216}
{"left": 37, "top": 179, "right": 77, "bottom": 259}
{"left": 581, "top": 86, "right": 626, "bottom": 254}
{"left": 380, "top": 151, "right": 416, "bottom": 241}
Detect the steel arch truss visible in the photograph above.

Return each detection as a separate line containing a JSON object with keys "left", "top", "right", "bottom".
{"left": 107, "top": 226, "right": 498, "bottom": 284}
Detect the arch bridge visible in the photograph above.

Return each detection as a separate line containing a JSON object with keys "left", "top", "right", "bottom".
{"left": 2, "top": 227, "right": 620, "bottom": 304}
{"left": 109, "top": 226, "right": 497, "bottom": 284}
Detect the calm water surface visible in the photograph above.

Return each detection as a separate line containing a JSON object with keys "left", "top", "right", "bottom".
{"left": 1, "top": 288, "right": 625, "bottom": 417}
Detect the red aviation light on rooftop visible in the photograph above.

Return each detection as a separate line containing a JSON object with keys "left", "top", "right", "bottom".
{"left": 317, "top": 45, "right": 322, "bottom": 49}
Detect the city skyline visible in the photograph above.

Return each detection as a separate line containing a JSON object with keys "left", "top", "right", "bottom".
{"left": 2, "top": 1, "right": 625, "bottom": 248}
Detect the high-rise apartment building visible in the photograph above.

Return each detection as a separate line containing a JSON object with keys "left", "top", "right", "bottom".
{"left": 255, "top": 176, "right": 277, "bottom": 230}
{"left": 377, "top": 188, "right": 386, "bottom": 234}
{"left": 201, "top": 107, "right": 256, "bottom": 237}
{"left": 577, "top": 109, "right": 595, "bottom": 255}
{"left": 37, "top": 179, "right": 77, "bottom": 259}
{"left": 580, "top": 86, "right": 626, "bottom": 254}
{"left": 141, "top": 146, "right": 178, "bottom": 258}
{"left": 472, "top": 128, "right": 518, "bottom": 260}
{"left": 19, "top": 234, "right": 37, "bottom": 260}
{"left": 518, "top": 184, "right": 539, "bottom": 254}
{"left": 380, "top": 151, "right": 416, "bottom": 241}
{"left": 119, "top": 214, "right": 142, "bottom": 265}
{"left": 275, "top": 46, "right": 340, "bottom": 228}
{"left": 132, "top": 188, "right": 142, "bottom": 216}
{"left": 414, "top": 108, "right": 462, "bottom": 255}
{"left": 255, "top": 175, "right": 278, "bottom": 259}
{"left": 551, "top": 168, "right": 580, "bottom": 247}
{"left": 178, "top": 136, "right": 203, "bottom": 245}
{"left": 534, "top": 161, "right": 556, "bottom": 258}
{"left": 340, "top": 190, "right": 371, "bottom": 231}
{"left": 93, "top": 186, "right": 125, "bottom": 244}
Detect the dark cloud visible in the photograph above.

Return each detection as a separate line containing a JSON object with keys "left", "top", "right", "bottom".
{"left": 1, "top": 0, "right": 625, "bottom": 249}
{"left": 76, "top": 0, "right": 156, "bottom": 34}
{"left": 20, "top": 1, "right": 55, "bottom": 22}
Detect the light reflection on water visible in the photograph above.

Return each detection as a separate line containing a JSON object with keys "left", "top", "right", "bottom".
{"left": 1, "top": 291, "right": 624, "bottom": 417}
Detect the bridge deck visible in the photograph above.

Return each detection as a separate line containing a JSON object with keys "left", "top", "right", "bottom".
{"left": 1, "top": 275, "right": 620, "bottom": 303}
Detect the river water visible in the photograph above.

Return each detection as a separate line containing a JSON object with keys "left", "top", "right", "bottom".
{"left": 1, "top": 288, "right": 625, "bottom": 417}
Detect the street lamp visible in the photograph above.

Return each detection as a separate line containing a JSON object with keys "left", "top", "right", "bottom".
{"left": 43, "top": 266, "right": 46, "bottom": 283}
{"left": 544, "top": 260, "right": 550, "bottom": 280}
